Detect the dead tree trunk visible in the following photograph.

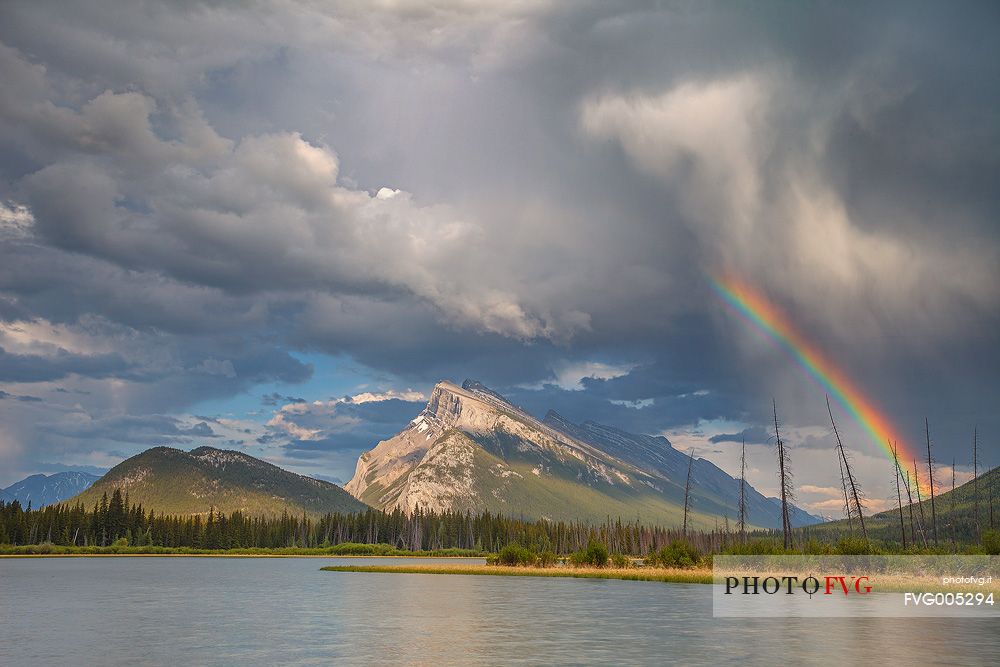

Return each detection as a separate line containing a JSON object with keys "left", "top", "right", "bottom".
{"left": 890, "top": 441, "right": 906, "bottom": 550}
{"left": 991, "top": 471, "right": 996, "bottom": 530}
{"left": 738, "top": 436, "right": 747, "bottom": 544}
{"left": 773, "top": 400, "right": 793, "bottom": 550}
{"left": 925, "top": 418, "right": 938, "bottom": 546}
{"left": 894, "top": 444, "right": 916, "bottom": 540}
{"left": 949, "top": 459, "right": 958, "bottom": 551}
{"left": 682, "top": 448, "right": 694, "bottom": 539}
{"left": 903, "top": 468, "right": 916, "bottom": 544}
{"left": 913, "top": 459, "right": 929, "bottom": 548}
{"left": 828, "top": 397, "right": 866, "bottom": 540}
{"left": 973, "top": 427, "right": 980, "bottom": 538}
{"left": 838, "top": 453, "right": 855, "bottom": 535}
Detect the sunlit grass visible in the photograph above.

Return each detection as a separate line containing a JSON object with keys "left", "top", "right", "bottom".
{"left": 321, "top": 563, "right": 713, "bottom": 584}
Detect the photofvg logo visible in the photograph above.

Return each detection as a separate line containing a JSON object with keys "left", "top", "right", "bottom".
{"left": 713, "top": 555, "right": 1000, "bottom": 618}
{"left": 724, "top": 574, "right": 871, "bottom": 597}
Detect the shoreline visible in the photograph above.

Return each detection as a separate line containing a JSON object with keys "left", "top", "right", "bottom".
{"left": 321, "top": 563, "right": 713, "bottom": 584}
{"left": 0, "top": 553, "right": 486, "bottom": 559}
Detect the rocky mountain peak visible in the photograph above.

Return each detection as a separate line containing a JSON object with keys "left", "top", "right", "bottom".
{"left": 347, "top": 381, "right": 823, "bottom": 528}
{"left": 461, "top": 380, "right": 516, "bottom": 406}
{"left": 542, "top": 410, "right": 574, "bottom": 430}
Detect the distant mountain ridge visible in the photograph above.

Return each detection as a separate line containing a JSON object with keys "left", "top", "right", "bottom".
{"left": 541, "top": 411, "right": 818, "bottom": 527}
{"left": 71, "top": 446, "right": 367, "bottom": 517}
{"left": 347, "top": 380, "right": 821, "bottom": 529}
{"left": 3, "top": 471, "right": 100, "bottom": 508}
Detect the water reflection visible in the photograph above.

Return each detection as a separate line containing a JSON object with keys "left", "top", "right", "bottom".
{"left": 0, "top": 557, "right": 996, "bottom": 666}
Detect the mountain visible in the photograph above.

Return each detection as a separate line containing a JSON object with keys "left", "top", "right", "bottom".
{"left": 3, "top": 471, "right": 100, "bottom": 508}
{"left": 541, "top": 412, "right": 819, "bottom": 528}
{"left": 71, "top": 446, "right": 368, "bottom": 517}
{"left": 347, "top": 380, "right": 821, "bottom": 529}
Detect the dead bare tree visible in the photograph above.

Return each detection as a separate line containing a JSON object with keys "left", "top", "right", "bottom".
{"left": 925, "top": 418, "right": 939, "bottom": 545}
{"left": 838, "top": 451, "right": 855, "bottom": 535}
{"left": 682, "top": 448, "right": 694, "bottom": 538}
{"left": 973, "top": 427, "right": 980, "bottom": 537}
{"left": 738, "top": 436, "right": 747, "bottom": 544}
{"left": 913, "top": 459, "right": 929, "bottom": 548}
{"left": 890, "top": 441, "right": 906, "bottom": 549}
{"left": 828, "top": 397, "right": 866, "bottom": 540}
{"left": 895, "top": 444, "right": 917, "bottom": 544}
{"left": 773, "top": 400, "right": 794, "bottom": 550}
{"left": 991, "top": 469, "right": 996, "bottom": 530}
{"left": 950, "top": 458, "right": 957, "bottom": 552}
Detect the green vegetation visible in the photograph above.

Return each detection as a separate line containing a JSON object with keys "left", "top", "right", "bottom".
{"left": 568, "top": 541, "right": 610, "bottom": 567}
{"left": 0, "top": 492, "right": 747, "bottom": 554}
{"left": 484, "top": 539, "right": 708, "bottom": 570}
{"left": 494, "top": 543, "right": 538, "bottom": 566}
{"left": 982, "top": 530, "right": 1000, "bottom": 555}
{"left": 609, "top": 553, "right": 630, "bottom": 568}
{"left": 3, "top": 468, "right": 997, "bottom": 558}
{"left": 646, "top": 539, "right": 703, "bottom": 568}
{"left": 488, "top": 541, "right": 618, "bottom": 568}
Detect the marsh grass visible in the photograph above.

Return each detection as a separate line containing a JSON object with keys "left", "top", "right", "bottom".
{"left": 321, "top": 563, "right": 713, "bottom": 584}
{"left": 322, "top": 563, "right": 999, "bottom": 593}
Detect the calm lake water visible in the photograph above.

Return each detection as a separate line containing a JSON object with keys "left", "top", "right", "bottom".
{"left": 1, "top": 557, "right": 997, "bottom": 666}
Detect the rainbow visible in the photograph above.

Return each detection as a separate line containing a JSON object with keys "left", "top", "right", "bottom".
{"left": 710, "top": 274, "right": 923, "bottom": 492}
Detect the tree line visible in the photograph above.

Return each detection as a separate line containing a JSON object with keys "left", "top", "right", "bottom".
{"left": 0, "top": 488, "right": 732, "bottom": 554}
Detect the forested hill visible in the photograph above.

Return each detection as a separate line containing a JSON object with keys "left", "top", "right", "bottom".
{"left": 808, "top": 465, "right": 1000, "bottom": 543}
{"left": 71, "top": 446, "right": 368, "bottom": 518}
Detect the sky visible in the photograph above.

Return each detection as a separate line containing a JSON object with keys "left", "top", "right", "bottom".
{"left": 0, "top": 1, "right": 998, "bottom": 516}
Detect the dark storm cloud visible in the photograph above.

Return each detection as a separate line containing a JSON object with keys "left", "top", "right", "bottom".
{"left": 499, "top": 360, "right": 744, "bottom": 437}
{"left": 709, "top": 426, "right": 771, "bottom": 446}
{"left": 262, "top": 393, "right": 306, "bottom": 407}
{"left": 39, "top": 414, "right": 219, "bottom": 446}
{"left": 0, "top": 346, "right": 130, "bottom": 382}
{"left": 0, "top": 0, "right": 997, "bottom": 489}
{"left": 0, "top": 389, "right": 42, "bottom": 402}
{"left": 281, "top": 435, "right": 381, "bottom": 460}
{"left": 266, "top": 394, "right": 426, "bottom": 464}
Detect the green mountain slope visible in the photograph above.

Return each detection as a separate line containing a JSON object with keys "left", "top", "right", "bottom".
{"left": 808, "top": 465, "right": 1000, "bottom": 543}
{"left": 71, "top": 446, "right": 368, "bottom": 517}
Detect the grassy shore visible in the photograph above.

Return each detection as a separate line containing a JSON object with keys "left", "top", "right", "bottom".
{"left": 322, "top": 563, "right": 999, "bottom": 593}
{"left": 321, "top": 563, "right": 713, "bottom": 584}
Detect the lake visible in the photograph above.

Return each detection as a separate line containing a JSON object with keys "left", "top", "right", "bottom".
{"left": 1, "top": 557, "right": 997, "bottom": 665}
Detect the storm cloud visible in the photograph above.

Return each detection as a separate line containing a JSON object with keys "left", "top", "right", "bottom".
{"left": 0, "top": 1, "right": 997, "bottom": 515}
